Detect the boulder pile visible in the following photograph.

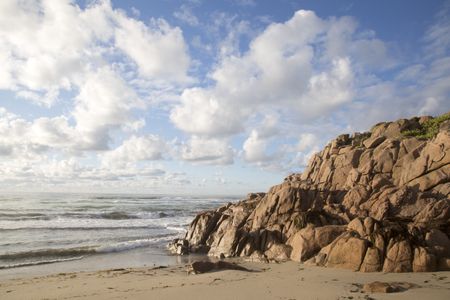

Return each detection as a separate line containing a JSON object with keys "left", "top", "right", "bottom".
{"left": 168, "top": 114, "right": 450, "bottom": 272}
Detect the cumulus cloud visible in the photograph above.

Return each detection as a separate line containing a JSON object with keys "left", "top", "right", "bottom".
{"left": 171, "top": 88, "right": 245, "bottom": 137}
{"left": 172, "top": 7, "right": 450, "bottom": 175}
{"left": 0, "top": 0, "right": 191, "bottom": 101}
{"left": 170, "top": 9, "right": 376, "bottom": 171}
{"left": 73, "top": 67, "right": 144, "bottom": 150}
{"left": 171, "top": 11, "right": 362, "bottom": 138}
{"left": 242, "top": 130, "right": 322, "bottom": 171}
{"left": 0, "top": 0, "right": 191, "bottom": 152}
{"left": 115, "top": 15, "right": 191, "bottom": 83}
{"left": 242, "top": 130, "right": 274, "bottom": 163}
{"left": 0, "top": 156, "right": 168, "bottom": 191}
{"left": 0, "top": 0, "right": 111, "bottom": 102}
{"left": 102, "top": 135, "right": 168, "bottom": 168}
{"left": 0, "top": 108, "right": 76, "bottom": 158}
{"left": 0, "top": 0, "right": 196, "bottom": 190}
{"left": 180, "top": 136, "right": 234, "bottom": 165}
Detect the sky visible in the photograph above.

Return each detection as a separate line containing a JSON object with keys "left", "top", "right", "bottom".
{"left": 0, "top": 0, "right": 449, "bottom": 195}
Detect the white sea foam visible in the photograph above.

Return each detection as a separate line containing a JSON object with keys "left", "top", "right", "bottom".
{"left": 0, "top": 256, "right": 85, "bottom": 270}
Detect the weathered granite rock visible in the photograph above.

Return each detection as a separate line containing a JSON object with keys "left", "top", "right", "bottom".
{"left": 173, "top": 113, "right": 450, "bottom": 273}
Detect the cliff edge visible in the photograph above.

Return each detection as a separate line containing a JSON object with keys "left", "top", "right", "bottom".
{"left": 170, "top": 113, "right": 450, "bottom": 272}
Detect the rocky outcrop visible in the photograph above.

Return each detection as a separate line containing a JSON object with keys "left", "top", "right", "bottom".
{"left": 171, "top": 113, "right": 450, "bottom": 272}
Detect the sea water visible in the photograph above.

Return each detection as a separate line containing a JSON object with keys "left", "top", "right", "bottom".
{"left": 0, "top": 193, "right": 238, "bottom": 274}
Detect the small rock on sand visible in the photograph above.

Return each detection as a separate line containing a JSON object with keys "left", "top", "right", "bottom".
{"left": 362, "top": 281, "right": 417, "bottom": 293}
{"left": 186, "top": 261, "right": 251, "bottom": 274}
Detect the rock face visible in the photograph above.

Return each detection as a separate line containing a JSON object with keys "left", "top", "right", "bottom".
{"left": 172, "top": 114, "right": 450, "bottom": 272}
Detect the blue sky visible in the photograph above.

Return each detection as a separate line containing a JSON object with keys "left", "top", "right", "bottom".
{"left": 0, "top": 0, "right": 449, "bottom": 195}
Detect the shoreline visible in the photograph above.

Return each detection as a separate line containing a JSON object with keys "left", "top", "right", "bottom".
{"left": 1, "top": 259, "right": 450, "bottom": 300}
{"left": 0, "top": 246, "right": 204, "bottom": 281}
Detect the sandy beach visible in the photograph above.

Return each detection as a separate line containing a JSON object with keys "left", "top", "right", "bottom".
{"left": 1, "top": 260, "right": 449, "bottom": 300}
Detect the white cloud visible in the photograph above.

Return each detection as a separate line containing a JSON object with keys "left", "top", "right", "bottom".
{"left": 173, "top": 5, "right": 200, "bottom": 26}
{"left": 254, "top": 114, "right": 279, "bottom": 138}
{"left": 242, "top": 129, "right": 323, "bottom": 172}
{"left": 203, "top": 11, "right": 254, "bottom": 59}
{"left": 180, "top": 136, "right": 234, "bottom": 165}
{"left": 102, "top": 135, "right": 167, "bottom": 168}
{"left": 298, "top": 57, "right": 353, "bottom": 117}
{"left": 423, "top": 2, "right": 450, "bottom": 59}
{"left": 0, "top": 156, "right": 168, "bottom": 190}
{"left": 171, "top": 10, "right": 359, "bottom": 137}
{"left": 0, "top": 0, "right": 192, "bottom": 153}
{"left": 172, "top": 7, "right": 450, "bottom": 175}
{"left": 296, "top": 133, "right": 319, "bottom": 152}
{"left": 171, "top": 88, "right": 244, "bottom": 136}
{"left": 114, "top": 14, "right": 191, "bottom": 83}
{"left": 0, "top": 0, "right": 196, "bottom": 190}
{"left": 0, "top": 0, "right": 191, "bottom": 107}
{"left": 395, "top": 64, "right": 425, "bottom": 82}
{"left": 73, "top": 67, "right": 144, "bottom": 150}
{"left": 242, "top": 130, "right": 274, "bottom": 163}
{"left": 323, "top": 16, "right": 394, "bottom": 70}
{"left": 0, "top": 0, "right": 113, "bottom": 100}
{"left": 217, "top": 17, "right": 252, "bottom": 58}
{"left": 0, "top": 108, "right": 76, "bottom": 158}
{"left": 293, "top": 133, "right": 321, "bottom": 168}
{"left": 419, "top": 97, "right": 440, "bottom": 115}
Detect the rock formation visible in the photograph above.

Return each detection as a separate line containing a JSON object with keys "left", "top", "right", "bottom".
{"left": 169, "top": 113, "right": 450, "bottom": 272}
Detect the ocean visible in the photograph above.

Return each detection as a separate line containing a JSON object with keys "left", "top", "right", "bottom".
{"left": 0, "top": 193, "right": 239, "bottom": 276}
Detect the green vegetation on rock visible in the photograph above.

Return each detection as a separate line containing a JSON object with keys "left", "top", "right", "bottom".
{"left": 402, "top": 112, "right": 450, "bottom": 139}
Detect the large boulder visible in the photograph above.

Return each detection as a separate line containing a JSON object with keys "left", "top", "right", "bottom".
{"left": 360, "top": 247, "right": 383, "bottom": 272}
{"left": 383, "top": 240, "right": 413, "bottom": 272}
{"left": 324, "top": 233, "right": 368, "bottom": 271}
{"left": 287, "top": 225, "right": 346, "bottom": 262}
{"left": 412, "top": 247, "right": 437, "bottom": 272}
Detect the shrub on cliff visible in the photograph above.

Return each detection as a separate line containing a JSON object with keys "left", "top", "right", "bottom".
{"left": 402, "top": 112, "right": 450, "bottom": 139}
